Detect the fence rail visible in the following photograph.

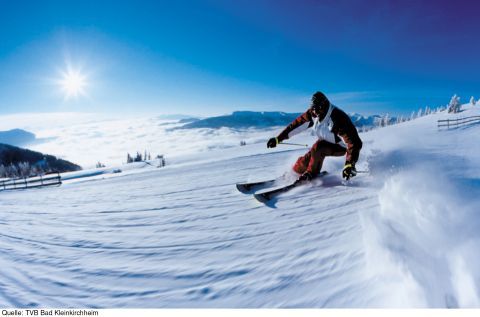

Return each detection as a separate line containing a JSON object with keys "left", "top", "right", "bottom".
{"left": 438, "top": 116, "right": 480, "bottom": 130}
{"left": 0, "top": 173, "right": 61, "bottom": 191}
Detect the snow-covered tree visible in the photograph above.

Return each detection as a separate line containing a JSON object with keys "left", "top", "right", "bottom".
{"left": 410, "top": 111, "right": 415, "bottom": 120}
{"left": 424, "top": 106, "right": 431, "bottom": 115}
{"left": 383, "top": 113, "right": 390, "bottom": 127}
{"left": 448, "top": 94, "right": 461, "bottom": 113}
{"left": 417, "top": 108, "right": 423, "bottom": 118}
{"left": 6, "top": 164, "right": 18, "bottom": 178}
{"left": 18, "top": 162, "right": 31, "bottom": 177}
{"left": 470, "top": 96, "right": 476, "bottom": 106}
{"left": 31, "top": 165, "right": 41, "bottom": 176}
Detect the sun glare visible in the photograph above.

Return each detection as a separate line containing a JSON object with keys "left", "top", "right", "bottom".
{"left": 60, "top": 69, "right": 87, "bottom": 99}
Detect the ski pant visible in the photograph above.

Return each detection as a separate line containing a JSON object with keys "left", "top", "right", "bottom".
{"left": 293, "top": 140, "right": 346, "bottom": 175}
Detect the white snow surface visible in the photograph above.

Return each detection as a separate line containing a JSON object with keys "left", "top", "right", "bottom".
{"left": 1, "top": 105, "right": 480, "bottom": 307}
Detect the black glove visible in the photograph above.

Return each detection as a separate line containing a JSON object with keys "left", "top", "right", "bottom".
{"left": 342, "top": 162, "right": 357, "bottom": 180}
{"left": 267, "top": 137, "right": 279, "bottom": 148}
{"left": 298, "top": 171, "right": 313, "bottom": 182}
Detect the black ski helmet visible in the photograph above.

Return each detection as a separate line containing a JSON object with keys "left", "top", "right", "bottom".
{"left": 310, "top": 91, "right": 329, "bottom": 109}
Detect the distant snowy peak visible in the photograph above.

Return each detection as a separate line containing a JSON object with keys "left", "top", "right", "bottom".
{"left": 0, "top": 128, "right": 36, "bottom": 146}
{"left": 179, "top": 111, "right": 301, "bottom": 129}
{"left": 180, "top": 111, "right": 395, "bottom": 129}
{"left": 349, "top": 113, "right": 387, "bottom": 127}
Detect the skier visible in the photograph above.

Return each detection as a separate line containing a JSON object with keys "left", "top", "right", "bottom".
{"left": 267, "top": 91, "right": 362, "bottom": 182}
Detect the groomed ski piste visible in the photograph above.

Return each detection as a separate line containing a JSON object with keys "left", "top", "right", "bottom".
{"left": 1, "top": 104, "right": 480, "bottom": 308}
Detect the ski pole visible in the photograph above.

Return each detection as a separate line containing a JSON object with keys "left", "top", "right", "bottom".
{"left": 279, "top": 142, "right": 309, "bottom": 147}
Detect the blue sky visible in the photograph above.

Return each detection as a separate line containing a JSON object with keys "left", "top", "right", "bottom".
{"left": 0, "top": 0, "right": 479, "bottom": 117}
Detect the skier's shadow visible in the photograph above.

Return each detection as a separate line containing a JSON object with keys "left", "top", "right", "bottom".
{"left": 318, "top": 175, "right": 344, "bottom": 187}
{"left": 259, "top": 198, "right": 278, "bottom": 208}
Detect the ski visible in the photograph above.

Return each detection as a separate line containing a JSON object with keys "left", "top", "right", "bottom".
{"left": 236, "top": 178, "right": 278, "bottom": 193}
{"left": 254, "top": 182, "right": 298, "bottom": 203}
{"left": 253, "top": 171, "right": 328, "bottom": 203}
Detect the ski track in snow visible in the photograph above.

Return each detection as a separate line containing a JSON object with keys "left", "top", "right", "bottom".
{"left": 0, "top": 151, "right": 373, "bottom": 308}
{"left": 1, "top": 106, "right": 480, "bottom": 307}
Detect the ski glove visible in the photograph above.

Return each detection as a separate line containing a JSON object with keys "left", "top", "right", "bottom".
{"left": 298, "top": 171, "right": 313, "bottom": 182}
{"left": 267, "top": 137, "right": 279, "bottom": 148}
{"left": 342, "top": 163, "right": 357, "bottom": 180}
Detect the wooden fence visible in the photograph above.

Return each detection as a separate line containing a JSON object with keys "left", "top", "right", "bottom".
{"left": 438, "top": 116, "right": 480, "bottom": 130}
{"left": 0, "top": 173, "right": 61, "bottom": 192}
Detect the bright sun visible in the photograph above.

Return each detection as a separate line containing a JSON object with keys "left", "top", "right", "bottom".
{"left": 60, "top": 69, "right": 87, "bottom": 99}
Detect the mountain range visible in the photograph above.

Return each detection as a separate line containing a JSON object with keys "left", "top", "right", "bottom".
{"left": 179, "top": 111, "right": 394, "bottom": 129}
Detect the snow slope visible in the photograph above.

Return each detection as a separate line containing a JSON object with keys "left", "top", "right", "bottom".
{"left": 0, "top": 106, "right": 480, "bottom": 307}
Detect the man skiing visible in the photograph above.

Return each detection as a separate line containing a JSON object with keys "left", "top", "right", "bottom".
{"left": 267, "top": 91, "right": 362, "bottom": 182}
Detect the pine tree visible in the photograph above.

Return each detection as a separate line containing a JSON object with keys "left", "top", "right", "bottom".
{"left": 417, "top": 108, "right": 423, "bottom": 118}
{"left": 31, "top": 165, "right": 39, "bottom": 176}
{"left": 18, "top": 162, "right": 31, "bottom": 177}
{"left": 448, "top": 94, "right": 461, "bottom": 113}
{"left": 0, "top": 164, "right": 5, "bottom": 178}
{"left": 382, "top": 114, "right": 389, "bottom": 127}
{"left": 7, "top": 164, "right": 19, "bottom": 178}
